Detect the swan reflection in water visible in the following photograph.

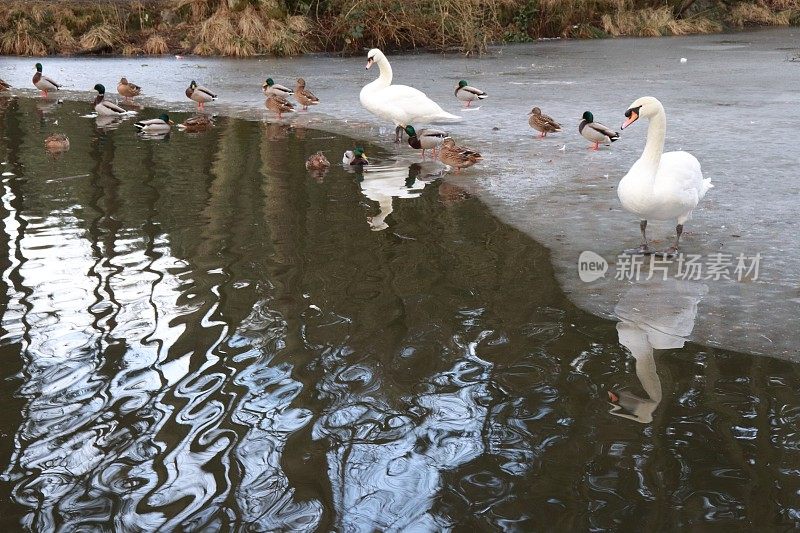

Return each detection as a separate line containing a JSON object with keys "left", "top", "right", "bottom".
{"left": 351, "top": 161, "right": 445, "bottom": 231}
{"left": 609, "top": 279, "right": 708, "bottom": 423}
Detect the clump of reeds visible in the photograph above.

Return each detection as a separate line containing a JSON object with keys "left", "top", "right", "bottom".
{"left": 728, "top": 2, "right": 793, "bottom": 26}
{"left": 318, "top": 0, "right": 517, "bottom": 53}
{"left": 190, "top": 3, "right": 309, "bottom": 56}
{"left": 79, "top": 24, "right": 122, "bottom": 52}
{"left": 53, "top": 24, "right": 78, "bottom": 54}
{"left": 143, "top": 33, "right": 170, "bottom": 54}
{"left": 602, "top": 5, "right": 721, "bottom": 36}
{"left": 0, "top": 18, "right": 48, "bottom": 55}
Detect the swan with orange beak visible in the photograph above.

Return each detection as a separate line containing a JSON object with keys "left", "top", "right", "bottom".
{"left": 617, "top": 96, "right": 713, "bottom": 255}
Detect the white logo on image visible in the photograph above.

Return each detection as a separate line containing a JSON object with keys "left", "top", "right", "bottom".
{"left": 578, "top": 251, "right": 608, "bottom": 282}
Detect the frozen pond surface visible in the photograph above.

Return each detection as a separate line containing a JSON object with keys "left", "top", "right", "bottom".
{"left": 2, "top": 28, "right": 799, "bottom": 359}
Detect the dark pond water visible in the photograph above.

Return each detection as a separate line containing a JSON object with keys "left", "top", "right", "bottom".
{"left": 1, "top": 96, "right": 799, "bottom": 531}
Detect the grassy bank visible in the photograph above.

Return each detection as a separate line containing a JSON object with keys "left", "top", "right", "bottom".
{"left": 1, "top": 0, "right": 799, "bottom": 57}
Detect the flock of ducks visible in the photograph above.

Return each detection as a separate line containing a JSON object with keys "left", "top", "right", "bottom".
{"left": 1, "top": 48, "right": 713, "bottom": 252}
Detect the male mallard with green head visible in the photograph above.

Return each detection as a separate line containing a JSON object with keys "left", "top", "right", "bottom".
{"left": 33, "top": 63, "right": 62, "bottom": 97}
{"left": 439, "top": 137, "right": 482, "bottom": 172}
{"left": 186, "top": 80, "right": 217, "bottom": 110}
{"left": 528, "top": 107, "right": 561, "bottom": 138}
{"left": 135, "top": 114, "right": 173, "bottom": 134}
{"left": 342, "top": 147, "right": 369, "bottom": 165}
{"left": 579, "top": 111, "right": 619, "bottom": 150}
{"left": 405, "top": 125, "right": 448, "bottom": 159}
{"left": 93, "top": 84, "right": 127, "bottom": 116}
{"left": 263, "top": 78, "right": 293, "bottom": 97}
{"left": 455, "top": 80, "right": 487, "bottom": 108}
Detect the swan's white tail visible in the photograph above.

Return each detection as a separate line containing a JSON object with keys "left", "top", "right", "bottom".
{"left": 426, "top": 111, "right": 462, "bottom": 124}
{"left": 700, "top": 178, "right": 713, "bottom": 198}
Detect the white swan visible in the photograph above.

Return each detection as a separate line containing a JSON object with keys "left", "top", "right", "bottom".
{"left": 360, "top": 48, "right": 460, "bottom": 142}
{"left": 618, "top": 97, "right": 713, "bottom": 254}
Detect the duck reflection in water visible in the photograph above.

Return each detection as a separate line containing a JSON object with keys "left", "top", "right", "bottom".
{"left": 609, "top": 278, "right": 708, "bottom": 423}
{"left": 354, "top": 161, "right": 444, "bottom": 231}
{"left": 95, "top": 114, "right": 124, "bottom": 132}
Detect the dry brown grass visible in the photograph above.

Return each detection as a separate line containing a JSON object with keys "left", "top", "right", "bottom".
{"left": 603, "top": 5, "right": 721, "bottom": 36}
{"left": 53, "top": 24, "right": 78, "bottom": 53}
{"left": 0, "top": 0, "right": 797, "bottom": 56}
{"left": 189, "top": 4, "right": 308, "bottom": 56}
{"left": 79, "top": 23, "right": 123, "bottom": 51}
{"left": 0, "top": 18, "right": 48, "bottom": 55}
{"left": 728, "top": 2, "right": 793, "bottom": 26}
{"left": 143, "top": 33, "right": 169, "bottom": 54}
{"left": 122, "top": 43, "right": 144, "bottom": 55}
{"left": 320, "top": 0, "right": 518, "bottom": 53}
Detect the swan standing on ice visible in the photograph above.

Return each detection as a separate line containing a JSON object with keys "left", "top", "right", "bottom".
{"left": 618, "top": 97, "right": 713, "bottom": 254}
{"left": 360, "top": 48, "right": 460, "bottom": 142}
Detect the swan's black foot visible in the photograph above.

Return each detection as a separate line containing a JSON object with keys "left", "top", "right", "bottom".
{"left": 623, "top": 244, "right": 653, "bottom": 255}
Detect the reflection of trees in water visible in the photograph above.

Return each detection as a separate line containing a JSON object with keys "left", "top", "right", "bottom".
{"left": 1, "top": 98, "right": 800, "bottom": 530}
{"left": 0, "top": 102, "right": 324, "bottom": 529}
{"left": 314, "top": 330, "right": 523, "bottom": 531}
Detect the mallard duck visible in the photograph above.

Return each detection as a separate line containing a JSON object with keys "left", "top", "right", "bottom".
{"left": 361, "top": 48, "right": 460, "bottom": 142}
{"left": 118, "top": 77, "right": 142, "bottom": 101}
{"left": 186, "top": 80, "right": 217, "bottom": 110}
{"left": 618, "top": 96, "right": 712, "bottom": 254}
{"left": 528, "top": 107, "right": 561, "bottom": 138}
{"left": 294, "top": 78, "right": 319, "bottom": 110}
{"left": 93, "top": 84, "right": 127, "bottom": 116}
{"left": 439, "top": 137, "right": 482, "bottom": 172}
{"left": 305, "top": 151, "right": 330, "bottom": 171}
{"left": 404, "top": 125, "right": 447, "bottom": 159}
{"left": 135, "top": 113, "right": 173, "bottom": 134}
{"left": 263, "top": 78, "right": 293, "bottom": 97}
{"left": 579, "top": 111, "right": 619, "bottom": 150}
{"left": 342, "top": 147, "right": 369, "bottom": 165}
{"left": 455, "top": 80, "right": 487, "bottom": 108}
{"left": 44, "top": 133, "right": 70, "bottom": 152}
{"left": 0, "top": 79, "right": 11, "bottom": 91}
{"left": 265, "top": 94, "right": 295, "bottom": 118}
{"left": 33, "top": 63, "right": 61, "bottom": 97}
{"left": 177, "top": 114, "right": 213, "bottom": 133}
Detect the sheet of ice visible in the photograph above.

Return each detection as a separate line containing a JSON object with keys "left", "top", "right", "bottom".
{"left": 2, "top": 27, "right": 798, "bottom": 358}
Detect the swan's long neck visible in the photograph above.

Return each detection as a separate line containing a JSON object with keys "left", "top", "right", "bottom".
{"left": 640, "top": 109, "right": 666, "bottom": 171}
{"left": 375, "top": 57, "right": 392, "bottom": 88}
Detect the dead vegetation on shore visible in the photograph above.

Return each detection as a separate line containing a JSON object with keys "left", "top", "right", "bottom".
{"left": 0, "top": 0, "right": 798, "bottom": 57}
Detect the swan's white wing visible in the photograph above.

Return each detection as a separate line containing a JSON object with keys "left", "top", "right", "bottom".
{"left": 364, "top": 84, "right": 459, "bottom": 124}
{"left": 653, "top": 151, "right": 707, "bottom": 219}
